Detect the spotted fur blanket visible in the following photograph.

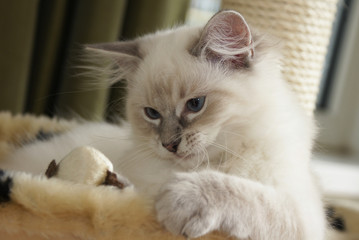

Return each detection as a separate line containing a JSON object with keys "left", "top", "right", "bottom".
{"left": 0, "top": 112, "right": 356, "bottom": 239}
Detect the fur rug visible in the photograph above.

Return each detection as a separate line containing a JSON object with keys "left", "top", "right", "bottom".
{"left": 0, "top": 112, "right": 356, "bottom": 239}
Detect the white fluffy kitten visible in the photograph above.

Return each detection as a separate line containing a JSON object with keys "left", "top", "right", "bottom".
{"left": 1, "top": 11, "right": 325, "bottom": 239}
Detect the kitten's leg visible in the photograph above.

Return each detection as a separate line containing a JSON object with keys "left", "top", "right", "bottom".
{"left": 155, "top": 170, "right": 325, "bottom": 239}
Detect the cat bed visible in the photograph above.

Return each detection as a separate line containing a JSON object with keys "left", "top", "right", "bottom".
{"left": 0, "top": 111, "right": 357, "bottom": 240}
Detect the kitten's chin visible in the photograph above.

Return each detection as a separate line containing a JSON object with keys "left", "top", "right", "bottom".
{"left": 172, "top": 153, "right": 207, "bottom": 170}
{"left": 154, "top": 144, "right": 209, "bottom": 169}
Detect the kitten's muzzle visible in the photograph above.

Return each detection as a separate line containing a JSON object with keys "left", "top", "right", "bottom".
{"left": 162, "top": 138, "right": 181, "bottom": 153}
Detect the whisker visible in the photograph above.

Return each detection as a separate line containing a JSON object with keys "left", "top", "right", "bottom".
{"left": 190, "top": 150, "right": 201, "bottom": 172}
{"left": 90, "top": 133, "right": 151, "bottom": 143}
{"left": 167, "top": 132, "right": 185, "bottom": 144}
{"left": 220, "top": 130, "right": 245, "bottom": 138}
{"left": 206, "top": 138, "right": 248, "bottom": 163}
{"left": 211, "top": 142, "right": 242, "bottom": 159}
{"left": 201, "top": 146, "right": 210, "bottom": 169}
{"left": 118, "top": 145, "right": 153, "bottom": 170}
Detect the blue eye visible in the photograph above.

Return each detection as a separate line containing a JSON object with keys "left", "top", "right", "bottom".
{"left": 186, "top": 96, "right": 206, "bottom": 112}
{"left": 144, "top": 107, "right": 161, "bottom": 119}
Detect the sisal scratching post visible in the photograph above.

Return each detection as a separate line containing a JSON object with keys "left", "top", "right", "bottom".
{"left": 222, "top": 0, "right": 338, "bottom": 114}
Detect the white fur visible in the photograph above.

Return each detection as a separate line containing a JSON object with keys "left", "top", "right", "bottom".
{"left": 1, "top": 11, "right": 326, "bottom": 240}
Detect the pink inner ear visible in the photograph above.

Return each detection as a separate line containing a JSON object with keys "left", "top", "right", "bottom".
{"left": 198, "top": 11, "right": 254, "bottom": 68}
{"left": 213, "top": 11, "right": 252, "bottom": 49}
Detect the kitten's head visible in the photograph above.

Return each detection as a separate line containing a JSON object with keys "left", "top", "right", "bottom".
{"left": 86, "top": 11, "right": 287, "bottom": 169}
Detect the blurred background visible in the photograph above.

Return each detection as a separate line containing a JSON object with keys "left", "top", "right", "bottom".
{"left": 0, "top": 0, "right": 358, "bottom": 202}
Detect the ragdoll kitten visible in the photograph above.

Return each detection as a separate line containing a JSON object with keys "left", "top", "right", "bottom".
{"left": 0, "top": 10, "right": 325, "bottom": 239}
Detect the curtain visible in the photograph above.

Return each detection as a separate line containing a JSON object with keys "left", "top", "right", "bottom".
{"left": 0, "top": 0, "right": 190, "bottom": 120}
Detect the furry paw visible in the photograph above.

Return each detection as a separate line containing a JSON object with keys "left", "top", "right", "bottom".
{"left": 155, "top": 172, "right": 220, "bottom": 238}
{"left": 0, "top": 169, "right": 12, "bottom": 202}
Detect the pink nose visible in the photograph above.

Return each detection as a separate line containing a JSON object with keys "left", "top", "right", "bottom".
{"left": 162, "top": 139, "right": 181, "bottom": 153}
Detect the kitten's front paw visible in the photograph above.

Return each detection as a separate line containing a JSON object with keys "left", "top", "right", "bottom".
{"left": 155, "top": 172, "right": 220, "bottom": 238}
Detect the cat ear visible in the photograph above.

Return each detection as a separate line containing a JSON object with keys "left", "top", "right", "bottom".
{"left": 192, "top": 10, "right": 254, "bottom": 69}
{"left": 84, "top": 41, "right": 142, "bottom": 82}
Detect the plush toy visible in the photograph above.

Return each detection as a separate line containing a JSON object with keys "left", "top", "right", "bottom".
{"left": 45, "top": 146, "right": 132, "bottom": 189}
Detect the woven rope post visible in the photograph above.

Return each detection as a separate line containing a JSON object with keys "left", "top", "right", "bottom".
{"left": 222, "top": 0, "right": 338, "bottom": 115}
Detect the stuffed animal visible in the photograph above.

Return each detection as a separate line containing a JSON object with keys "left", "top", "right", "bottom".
{"left": 45, "top": 146, "right": 132, "bottom": 189}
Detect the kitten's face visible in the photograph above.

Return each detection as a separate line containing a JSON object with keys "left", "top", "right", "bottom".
{"left": 126, "top": 52, "right": 236, "bottom": 168}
